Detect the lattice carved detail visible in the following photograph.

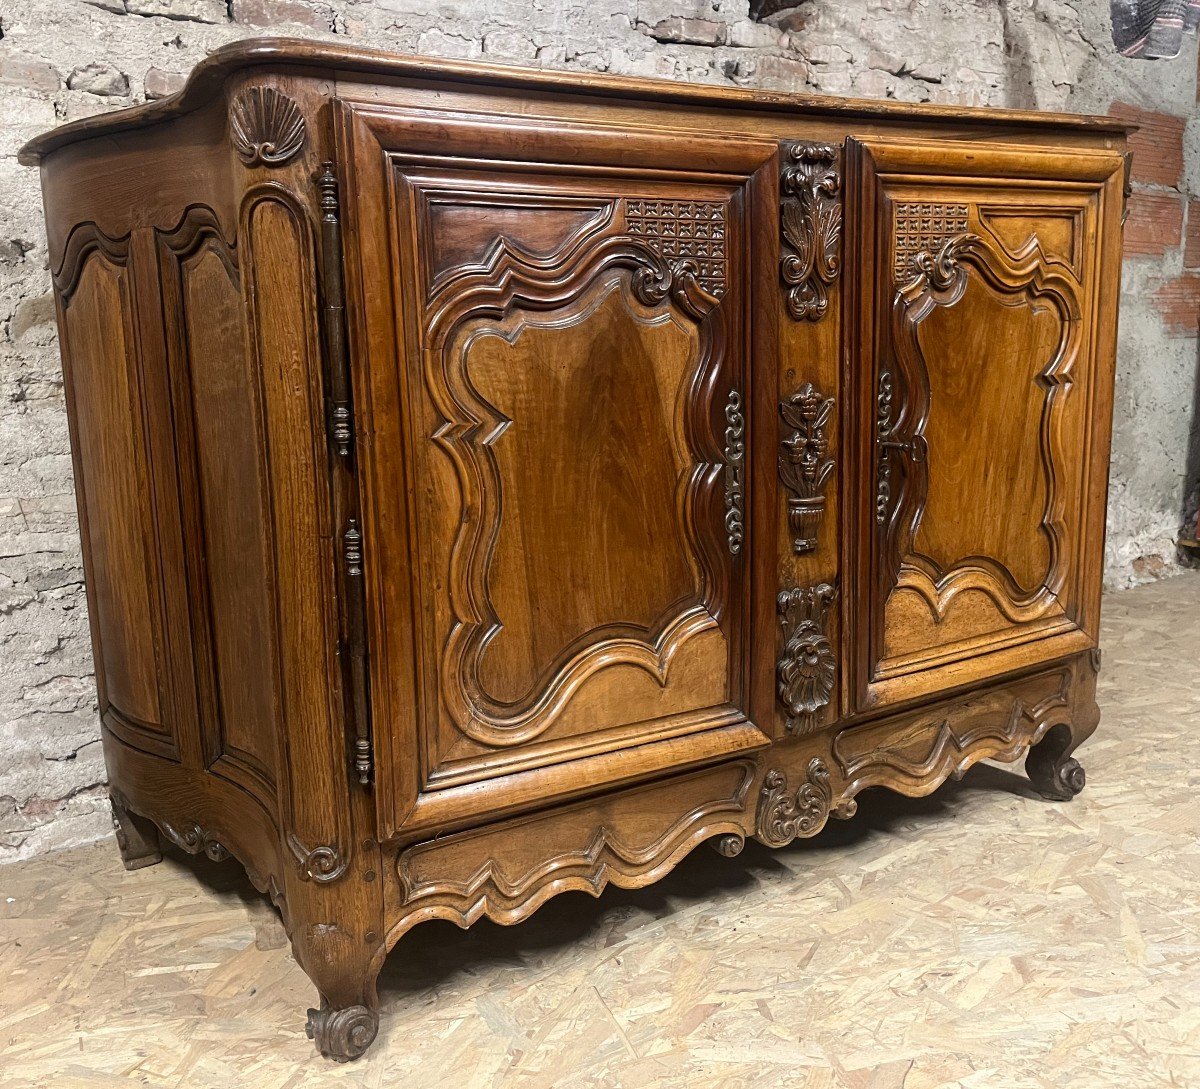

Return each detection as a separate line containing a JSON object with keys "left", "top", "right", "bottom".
{"left": 624, "top": 198, "right": 726, "bottom": 298}
{"left": 893, "top": 202, "right": 969, "bottom": 282}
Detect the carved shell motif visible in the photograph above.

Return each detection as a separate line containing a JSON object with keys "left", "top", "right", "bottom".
{"left": 229, "top": 87, "right": 306, "bottom": 167}
{"left": 777, "top": 582, "right": 837, "bottom": 734}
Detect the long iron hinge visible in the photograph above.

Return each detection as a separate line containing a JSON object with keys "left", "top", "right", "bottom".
{"left": 317, "top": 159, "right": 372, "bottom": 788}
{"left": 316, "top": 161, "right": 354, "bottom": 458}
{"left": 342, "top": 518, "right": 372, "bottom": 786}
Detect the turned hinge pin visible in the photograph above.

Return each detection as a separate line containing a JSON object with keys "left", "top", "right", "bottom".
{"left": 317, "top": 161, "right": 354, "bottom": 458}
{"left": 342, "top": 518, "right": 372, "bottom": 786}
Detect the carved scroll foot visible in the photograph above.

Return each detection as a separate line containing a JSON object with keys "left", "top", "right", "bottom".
{"left": 306, "top": 1002, "right": 379, "bottom": 1062}
{"left": 1025, "top": 722, "right": 1087, "bottom": 801}
{"left": 708, "top": 832, "right": 745, "bottom": 858}
{"left": 109, "top": 794, "right": 162, "bottom": 871}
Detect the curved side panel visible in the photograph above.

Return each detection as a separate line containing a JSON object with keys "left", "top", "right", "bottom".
{"left": 56, "top": 230, "right": 175, "bottom": 759}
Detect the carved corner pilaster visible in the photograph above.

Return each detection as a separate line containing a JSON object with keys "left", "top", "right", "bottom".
{"left": 778, "top": 383, "right": 835, "bottom": 553}
{"left": 780, "top": 142, "right": 842, "bottom": 322}
{"left": 776, "top": 582, "right": 837, "bottom": 735}
{"left": 229, "top": 86, "right": 307, "bottom": 167}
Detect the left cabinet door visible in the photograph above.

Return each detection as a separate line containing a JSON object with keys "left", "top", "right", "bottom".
{"left": 337, "top": 102, "right": 778, "bottom": 838}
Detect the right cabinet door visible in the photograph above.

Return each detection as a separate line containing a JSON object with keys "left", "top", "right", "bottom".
{"left": 847, "top": 137, "right": 1125, "bottom": 711}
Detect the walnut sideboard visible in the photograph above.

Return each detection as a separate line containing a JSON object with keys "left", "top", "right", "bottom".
{"left": 20, "top": 39, "right": 1129, "bottom": 1061}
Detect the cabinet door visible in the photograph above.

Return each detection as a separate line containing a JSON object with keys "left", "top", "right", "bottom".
{"left": 847, "top": 137, "right": 1124, "bottom": 711}
{"left": 338, "top": 103, "right": 777, "bottom": 837}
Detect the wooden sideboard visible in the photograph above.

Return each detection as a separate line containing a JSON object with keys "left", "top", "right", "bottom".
{"left": 21, "top": 39, "right": 1129, "bottom": 1061}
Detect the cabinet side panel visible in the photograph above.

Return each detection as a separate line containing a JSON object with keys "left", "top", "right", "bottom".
{"left": 178, "top": 242, "right": 279, "bottom": 792}
{"left": 60, "top": 249, "right": 169, "bottom": 749}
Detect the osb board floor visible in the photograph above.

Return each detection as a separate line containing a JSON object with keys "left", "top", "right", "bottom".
{"left": 2, "top": 576, "right": 1200, "bottom": 1089}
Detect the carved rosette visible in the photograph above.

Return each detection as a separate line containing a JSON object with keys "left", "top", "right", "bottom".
{"left": 724, "top": 389, "right": 745, "bottom": 554}
{"left": 780, "top": 142, "right": 842, "bottom": 321}
{"left": 306, "top": 1004, "right": 379, "bottom": 1063}
{"left": 756, "top": 759, "right": 853, "bottom": 847}
{"left": 229, "top": 87, "right": 306, "bottom": 167}
{"left": 777, "top": 582, "right": 836, "bottom": 734}
{"left": 778, "top": 383, "right": 835, "bottom": 553}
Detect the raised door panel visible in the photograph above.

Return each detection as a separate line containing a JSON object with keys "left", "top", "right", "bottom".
{"left": 339, "top": 105, "right": 777, "bottom": 835}
{"left": 848, "top": 138, "right": 1124, "bottom": 710}
{"left": 56, "top": 233, "right": 174, "bottom": 759}
{"left": 156, "top": 209, "right": 279, "bottom": 803}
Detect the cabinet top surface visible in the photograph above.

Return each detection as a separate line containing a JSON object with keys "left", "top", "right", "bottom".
{"left": 19, "top": 36, "right": 1133, "bottom": 166}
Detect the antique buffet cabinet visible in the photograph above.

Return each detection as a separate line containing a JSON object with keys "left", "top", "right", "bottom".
{"left": 21, "top": 40, "right": 1128, "bottom": 1061}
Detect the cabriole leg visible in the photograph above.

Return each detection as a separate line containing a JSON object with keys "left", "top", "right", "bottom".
{"left": 109, "top": 793, "right": 162, "bottom": 870}
{"left": 288, "top": 889, "right": 387, "bottom": 1062}
{"left": 1025, "top": 721, "right": 1087, "bottom": 800}
{"left": 1026, "top": 649, "right": 1101, "bottom": 801}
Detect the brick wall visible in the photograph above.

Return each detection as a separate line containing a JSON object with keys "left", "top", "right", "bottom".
{"left": 1, "top": 0, "right": 1198, "bottom": 860}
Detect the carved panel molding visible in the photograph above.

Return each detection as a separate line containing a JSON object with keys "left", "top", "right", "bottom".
{"left": 777, "top": 582, "right": 837, "bottom": 734}
{"left": 779, "top": 383, "right": 835, "bottom": 553}
{"left": 229, "top": 87, "right": 306, "bottom": 167}
{"left": 393, "top": 761, "right": 755, "bottom": 936}
{"left": 833, "top": 664, "right": 1074, "bottom": 799}
{"left": 780, "top": 142, "right": 842, "bottom": 321}
{"left": 876, "top": 232, "right": 1082, "bottom": 626}
{"left": 424, "top": 230, "right": 728, "bottom": 747}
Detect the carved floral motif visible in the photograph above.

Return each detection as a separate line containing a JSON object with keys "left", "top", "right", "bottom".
{"left": 778, "top": 383, "right": 835, "bottom": 553}
{"left": 780, "top": 142, "right": 842, "bottom": 321}
{"left": 776, "top": 582, "right": 837, "bottom": 734}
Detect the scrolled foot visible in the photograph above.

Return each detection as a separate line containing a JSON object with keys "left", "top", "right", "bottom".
{"left": 109, "top": 794, "right": 162, "bottom": 871}
{"left": 306, "top": 1003, "right": 379, "bottom": 1062}
{"left": 709, "top": 833, "right": 745, "bottom": 858}
{"left": 1026, "top": 723, "right": 1087, "bottom": 801}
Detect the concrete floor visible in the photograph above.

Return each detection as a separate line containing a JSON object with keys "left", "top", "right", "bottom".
{"left": 1, "top": 575, "right": 1199, "bottom": 1088}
